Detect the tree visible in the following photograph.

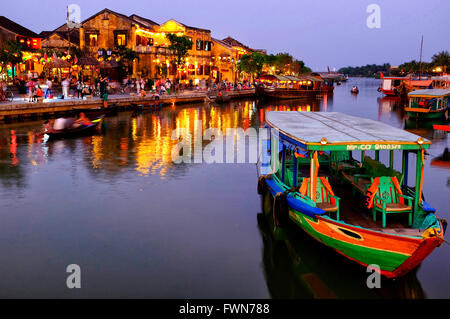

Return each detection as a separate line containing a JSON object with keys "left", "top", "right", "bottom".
{"left": 115, "top": 45, "right": 139, "bottom": 75}
{"left": 237, "top": 52, "right": 266, "bottom": 81}
{"left": 0, "top": 40, "right": 24, "bottom": 78}
{"left": 431, "top": 50, "right": 450, "bottom": 71}
{"left": 166, "top": 33, "right": 193, "bottom": 85}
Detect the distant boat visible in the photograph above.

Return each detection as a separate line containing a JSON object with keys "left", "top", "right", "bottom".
{"left": 405, "top": 89, "right": 450, "bottom": 119}
{"left": 206, "top": 90, "right": 231, "bottom": 103}
{"left": 351, "top": 86, "right": 359, "bottom": 94}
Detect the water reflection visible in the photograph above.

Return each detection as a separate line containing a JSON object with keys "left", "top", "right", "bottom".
{"left": 258, "top": 212, "right": 426, "bottom": 299}
{"left": 0, "top": 78, "right": 448, "bottom": 298}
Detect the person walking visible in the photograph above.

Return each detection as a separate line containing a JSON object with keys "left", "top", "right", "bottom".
{"left": 76, "top": 79, "right": 83, "bottom": 99}
{"left": 26, "top": 79, "right": 35, "bottom": 102}
{"left": 61, "top": 78, "right": 70, "bottom": 99}
{"left": 136, "top": 78, "right": 141, "bottom": 94}
{"left": 44, "top": 78, "right": 53, "bottom": 99}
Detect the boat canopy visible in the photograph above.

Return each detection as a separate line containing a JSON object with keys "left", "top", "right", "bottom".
{"left": 408, "top": 89, "right": 450, "bottom": 98}
{"left": 259, "top": 74, "right": 323, "bottom": 82}
{"left": 266, "top": 111, "right": 431, "bottom": 151}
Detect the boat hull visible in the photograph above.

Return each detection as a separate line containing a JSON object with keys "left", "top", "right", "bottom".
{"left": 405, "top": 107, "right": 448, "bottom": 119}
{"left": 261, "top": 88, "right": 321, "bottom": 99}
{"left": 263, "top": 178, "right": 443, "bottom": 279}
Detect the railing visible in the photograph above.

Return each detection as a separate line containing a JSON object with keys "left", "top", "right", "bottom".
{"left": 135, "top": 46, "right": 174, "bottom": 55}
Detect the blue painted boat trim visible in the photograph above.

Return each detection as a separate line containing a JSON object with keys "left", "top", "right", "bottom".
{"left": 264, "top": 177, "right": 326, "bottom": 218}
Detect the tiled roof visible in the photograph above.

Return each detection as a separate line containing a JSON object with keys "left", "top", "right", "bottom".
{"left": 0, "top": 16, "right": 39, "bottom": 38}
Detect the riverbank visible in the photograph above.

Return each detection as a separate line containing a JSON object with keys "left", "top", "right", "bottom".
{"left": 0, "top": 89, "right": 256, "bottom": 121}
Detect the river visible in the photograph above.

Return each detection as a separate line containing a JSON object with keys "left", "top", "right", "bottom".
{"left": 0, "top": 78, "right": 448, "bottom": 298}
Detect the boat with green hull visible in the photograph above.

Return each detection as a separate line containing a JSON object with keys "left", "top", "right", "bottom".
{"left": 257, "top": 111, "right": 446, "bottom": 279}
{"left": 405, "top": 89, "right": 450, "bottom": 119}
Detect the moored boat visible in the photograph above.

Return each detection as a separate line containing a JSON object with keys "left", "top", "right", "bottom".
{"left": 405, "top": 89, "right": 450, "bottom": 119}
{"left": 73, "top": 104, "right": 119, "bottom": 118}
{"left": 351, "top": 86, "right": 359, "bottom": 94}
{"left": 257, "top": 111, "right": 446, "bottom": 278}
{"left": 257, "top": 74, "right": 324, "bottom": 99}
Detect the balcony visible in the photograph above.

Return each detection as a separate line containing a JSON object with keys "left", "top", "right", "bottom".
{"left": 136, "top": 45, "right": 174, "bottom": 55}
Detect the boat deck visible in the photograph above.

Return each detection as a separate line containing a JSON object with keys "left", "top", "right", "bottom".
{"left": 330, "top": 177, "right": 422, "bottom": 237}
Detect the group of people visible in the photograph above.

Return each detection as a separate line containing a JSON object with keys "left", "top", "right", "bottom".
{"left": 45, "top": 112, "right": 92, "bottom": 131}
{"left": 13, "top": 77, "right": 54, "bottom": 102}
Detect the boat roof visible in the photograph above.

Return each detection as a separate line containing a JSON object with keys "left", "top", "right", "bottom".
{"left": 259, "top": 74, "right": 323, "bottom": 82}
{"left": 266, "top": 112, "right": 431, "bottom": 151}
{"left": 408, "top": 89, "right": 450, "bottom": 97}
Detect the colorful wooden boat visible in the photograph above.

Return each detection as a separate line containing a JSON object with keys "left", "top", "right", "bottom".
{"left": 45, "top": 116, "right": 104, "bottom": 140}
{"left": 257, "top": 74, "right": 324, "bottom": 99}
{"left": 258, "top": 111, "right": 446, "bottom": 279}
{"left": 405, "top": 89, "right": 450, "bottom": 119}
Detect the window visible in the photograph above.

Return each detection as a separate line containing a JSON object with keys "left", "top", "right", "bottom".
{"left": 204, "top": 64, "right": 211, "bottom": 76}
{"left": 116, "top": 34, "right": 126, "bottom": 46}
{"left": 86, "top": 34, "right": 98, "bottom": 47}
{"left": 196, "top": 65, "right": 203, "bottom": 75}
{"left": 204, "top": 41, "right": 211, "bottom": 51}
{"left": 196, "top": 39, "right": 204, "bottom": 51}
{"left": 114, "top": 32, "right": 127, "bottom": 47}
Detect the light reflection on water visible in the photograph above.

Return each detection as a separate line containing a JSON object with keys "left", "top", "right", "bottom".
{"left": 0, "top": 78, "right": 448, "bottom": 298}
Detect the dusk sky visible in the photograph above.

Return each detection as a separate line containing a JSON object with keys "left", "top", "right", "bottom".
{"left": 3, "top": 0, "right": 449, "bottom": 71}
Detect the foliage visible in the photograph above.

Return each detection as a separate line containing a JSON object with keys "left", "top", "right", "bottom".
{"left": 237, "top": 52, "right": 266, "bottom": 80}
{"left": 263, "top": 52, "right": 311, "bottom": 75}
{"left": 338, "top": 63, "right": 391, "bottom": 77}
{"left": 0, "top": 40, "right": 24, "bottom": 76}
{"left": 166, "top": 33, "right": 193, "bottom": 66}
{"left": 431, "top": 50, "right": 450, "bottom": 69}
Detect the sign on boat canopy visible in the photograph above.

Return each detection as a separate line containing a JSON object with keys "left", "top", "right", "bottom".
{"left": 265, "top": 112, "right": 431, "bottom": 152}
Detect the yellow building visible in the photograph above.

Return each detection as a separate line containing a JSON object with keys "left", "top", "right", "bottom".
{"left": 211, "top": 36, "right": 253, "bottom": 83}
{"left": 135, "top": 19, "right": 212, "bottom": 84}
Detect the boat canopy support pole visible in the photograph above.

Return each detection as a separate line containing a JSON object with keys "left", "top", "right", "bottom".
{"left": 414, "top": 150, "right": 424, "bottom": 214}
{"left": 375, "top": 150, "right": 380, "bottom": 161}
{"left": 282, "top": 144, "right": 286, "bottom": 184}
{"left": 389, "top": 150, "right": 394, "bottom": 168}
{"left": 402, "top": 151, "right": 409, "bottom": 187}
{"left": 293, "top": 153, "right": 298, "bottom": 188}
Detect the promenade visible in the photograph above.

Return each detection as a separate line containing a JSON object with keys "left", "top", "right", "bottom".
{"left": 0, "top": 89, "right": 255, "bottom": 121}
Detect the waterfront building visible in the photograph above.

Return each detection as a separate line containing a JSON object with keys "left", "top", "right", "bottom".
{"left": 0, "top": 16, "right": 42, "bottom": 79}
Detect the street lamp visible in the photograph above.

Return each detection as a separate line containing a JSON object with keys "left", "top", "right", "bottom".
{"left": 98, "top": 48, "right": 103, "bottom": 57}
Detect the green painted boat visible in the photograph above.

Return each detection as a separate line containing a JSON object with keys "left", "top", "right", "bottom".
{"left": 405, "top": 89, "right": 450, "bottom": 119}
{"left": 257, "top": 111, "right": 446, "bottom": 278}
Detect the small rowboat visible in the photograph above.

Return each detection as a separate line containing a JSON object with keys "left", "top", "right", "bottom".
{"left": 258, "top": 111, "right": 445, "bottom": 278}
{"left": 206, "top": 90, "right": 231, "bottom": 103}
{"left": 350, "top": 86, "right": 359, "bottom": 94}
{"left": 73, "top": 104, "right": 119, "bottom": 118}
{"left": 45, "top": 116, "right": 104, "bottom": 140}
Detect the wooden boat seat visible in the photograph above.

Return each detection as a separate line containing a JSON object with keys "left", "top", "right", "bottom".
{"left": 316, "top": 202, "right": 338, "bottom": 212}
{"left": 375, "top": 202, "right": 412, "bottom": 212}
{"left": 368, "top": 176, "right": 414, "bottom": 228}
{"left": 299, "top": 177, "right": 340, "bottom": 220}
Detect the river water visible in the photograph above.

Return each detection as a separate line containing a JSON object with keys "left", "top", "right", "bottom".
{"left": 0, "top": 78, "right": 448, "bottom": 298}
